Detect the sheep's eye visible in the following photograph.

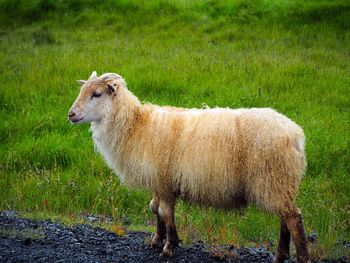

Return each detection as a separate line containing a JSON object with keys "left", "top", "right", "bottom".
{"left": 91, "top": 92, "right": 102, "bottom": 98}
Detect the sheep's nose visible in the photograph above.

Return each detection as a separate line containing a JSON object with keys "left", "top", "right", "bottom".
{"left": 68, "top": 108, "right": 83, "bottom": 124}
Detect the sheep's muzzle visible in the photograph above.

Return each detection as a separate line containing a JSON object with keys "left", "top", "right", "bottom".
{"left": 68, "top": 108, "right": 83, "bottom": 123}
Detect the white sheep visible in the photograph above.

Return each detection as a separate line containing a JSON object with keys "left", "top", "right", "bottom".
{"left": 68, "top": 71, "right": 310, "bottom": 263}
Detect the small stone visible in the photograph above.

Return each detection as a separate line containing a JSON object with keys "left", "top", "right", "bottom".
{"left": 86, "top": 215, "right": 98, "bottom": 223}
{"left": 0, "top": 210, "right": 17, "bottom": 217}
{"left": 22, "top": 238, "right": 32, "bottom": 245}
{"left": 122, "top": 216, "right": 131, "bottom": 226}
{"left": 307, "top": 231, "right": 318, "bottom": 243}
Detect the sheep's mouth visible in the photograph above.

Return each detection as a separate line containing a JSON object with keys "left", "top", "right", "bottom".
{"left": 70, "top": 117, "right": 84, "bottom": 123}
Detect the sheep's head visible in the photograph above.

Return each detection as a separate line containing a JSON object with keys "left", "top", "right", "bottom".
{"left": 68, "top": 71, "right": 124, "bottom": 124}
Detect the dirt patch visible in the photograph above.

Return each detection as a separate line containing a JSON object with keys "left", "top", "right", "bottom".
{"left": 0, "top": 211, "right": 348, "bottom": 263}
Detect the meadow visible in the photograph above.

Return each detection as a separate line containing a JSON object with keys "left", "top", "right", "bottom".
{"left": 0, "top": 0, "right": 349, "bottom": 259}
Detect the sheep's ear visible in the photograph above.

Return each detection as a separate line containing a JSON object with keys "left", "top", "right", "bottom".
{"left": 88, "top": 71, "right": 97, "bottom": 80}
{"left": 107, "top": 83, "right": 116, "bottom": 94}
{"left": 77, "top": 80, "right": 86, "bottom": 86}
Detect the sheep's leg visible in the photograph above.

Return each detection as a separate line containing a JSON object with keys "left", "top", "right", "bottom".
{"left": 284, "top": 208, "right": 310, "bottom": 263}
{"left": 273, "top": 219, "right": 291, "bottom": 263}
{"left": 149, "top": 195, "right": 166, "bottom": 248}
{"left": 159, "top": 199, "right": 179, "bottom": 257}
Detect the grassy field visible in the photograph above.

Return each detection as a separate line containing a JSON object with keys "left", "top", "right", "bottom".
{"left": 0, "top": 0, "right": 349, "bottom": 259}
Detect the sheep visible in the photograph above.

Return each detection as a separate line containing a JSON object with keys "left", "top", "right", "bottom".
{"left": 68, "top": 71, "right": 310, "bottom": 263}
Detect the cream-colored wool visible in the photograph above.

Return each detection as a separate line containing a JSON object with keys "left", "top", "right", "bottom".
{"left": 69, "top": 72, "right": 306, "bottom": 217}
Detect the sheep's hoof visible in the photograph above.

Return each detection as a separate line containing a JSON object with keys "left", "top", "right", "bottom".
{"left": 296, "top": 256, "right": 311, "bottom": 263}
{"left": 273, "top": 254, "right": 289, "bottom": 263}
{"left": 160, "top": 242, "right": 175, "bottom": 257}
{"left": 151, "top": 235, "right": 164, "bottom": 249}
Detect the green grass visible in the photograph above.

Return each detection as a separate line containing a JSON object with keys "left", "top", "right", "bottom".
{"left": 0, "top": 227, "right": 45, "bottom": 241}
{"left": 0, "top": 0, "right": 349, "bottom": 260}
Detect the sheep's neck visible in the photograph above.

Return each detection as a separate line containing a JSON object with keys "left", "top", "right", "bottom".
{"left": 91, "top": 89, "right": 141, "bottom": 165}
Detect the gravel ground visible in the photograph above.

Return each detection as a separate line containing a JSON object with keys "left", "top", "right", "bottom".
{"left": 0, "top": 211, "right": 348, "bottom": 263}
